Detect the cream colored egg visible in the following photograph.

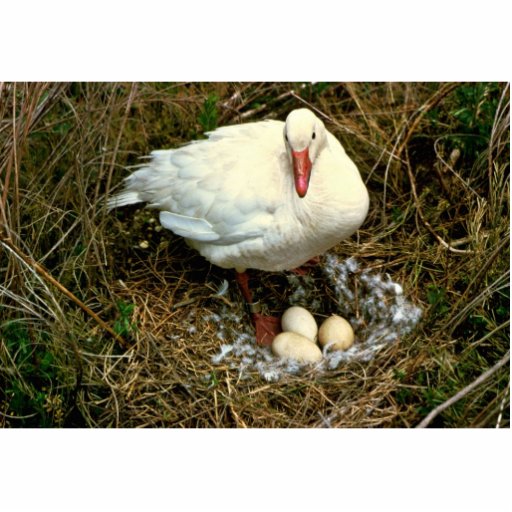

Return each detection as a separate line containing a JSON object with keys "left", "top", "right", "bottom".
{"left": 318, "top": 315, "right": 354, "bottom": 351}
{"left": 281, "top": 306, "right": 318, "bottom": 343}
{"left": 272, "top": 332, "right": 323, "bottom": 363}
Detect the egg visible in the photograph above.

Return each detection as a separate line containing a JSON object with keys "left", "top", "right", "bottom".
{"left": 272, "top": 332, "right": 323, "bottom": 363}
{"left": 281, "top": 306, "right": 318, "bottom": 343}
{"left": 318, "top": 315, "right": 354, "bottom": 351}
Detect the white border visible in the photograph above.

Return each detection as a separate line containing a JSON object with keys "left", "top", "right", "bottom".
{"left": 1, "top": 429, "right": 511, "bottom": 511}
{"left": 1, "top": 0, "right": 510, "bottom": 80}
{"left": 0, "top": 2, "right": 510, "bottom": 511}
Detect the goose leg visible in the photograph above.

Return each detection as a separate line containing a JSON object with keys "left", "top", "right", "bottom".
{"left": 235, "top": 271, "right": 281, "bottom": 346}
{"left": 290, "top": 256, "right": 321, "bottom": 276}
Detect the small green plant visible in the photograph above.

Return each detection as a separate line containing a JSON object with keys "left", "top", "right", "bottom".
{"left": 198, "top": 93, "right": 219, "bottom": 133}
{"left": 449, "top": 82, "right": 501, "bottom": 160}
{"left": 1, "top": 321, "right": 65, "bottom": 427}
{"left": 426, "top": 285, "right": 450, "bottom": 316}
{"left": 299, "top": 82, "right": 332, "bottom": 99}
{"left": 207, "top": 370, "right": 219, "bottom": 389}
{"left": 394, "top": 386, "right": 413, "bottom": 406}
{"left": 391, "top": 206, "right": 404, "bottom": 223}
{"left": 113, "top": 300, "right": 137, "bottom": 336}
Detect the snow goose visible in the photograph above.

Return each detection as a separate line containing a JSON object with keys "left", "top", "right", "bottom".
{"left": 108, "top": 108, "right": 369, "bottom": 345}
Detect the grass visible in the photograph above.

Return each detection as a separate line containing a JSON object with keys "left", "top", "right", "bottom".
{"left": 0, "top": 82, "right": 509, "bottom": 428}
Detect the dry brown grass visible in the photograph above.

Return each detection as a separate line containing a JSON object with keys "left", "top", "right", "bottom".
{"left": 0, "top": 82, "right": 509, "bottom": 428}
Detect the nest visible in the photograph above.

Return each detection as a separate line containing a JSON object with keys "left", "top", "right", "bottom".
{"left": 211, "top": 255, "right": 422, "bottom": 381}
{"left": 74, "top": 233, "right": 426, "bottom": 427}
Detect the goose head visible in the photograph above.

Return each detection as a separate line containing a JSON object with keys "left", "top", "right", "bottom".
{"left": 284, "top": 108, "right": 328, "bottom": 198}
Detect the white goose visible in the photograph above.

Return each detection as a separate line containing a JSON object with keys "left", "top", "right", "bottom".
{"left": 109, "top": 108, "right": 369, "bottom": 345}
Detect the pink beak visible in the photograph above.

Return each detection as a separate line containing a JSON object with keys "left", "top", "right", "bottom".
{"left": 292, "top": 148, "right": 312, "bottom": 198}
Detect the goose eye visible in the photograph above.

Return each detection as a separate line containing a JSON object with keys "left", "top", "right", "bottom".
{"left": 285, "top": 134, "right": 289, "bottom": 142}
{"left": 312, "top": 132, "right": 316, "bottom": 140}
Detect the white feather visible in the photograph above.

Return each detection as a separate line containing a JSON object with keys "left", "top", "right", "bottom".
{"left": 107, "top": 191, "right": 142, "bottom": 210}
{"left": 159, "top": 211, "right": 220, "bottom": 242}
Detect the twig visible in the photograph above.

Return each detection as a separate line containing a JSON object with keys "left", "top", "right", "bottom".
{"left": 488, "top": 83, "right": 510, "bottom": 191}
{"left": 0, "top": 237, "right": 129, "bottom": 349}
{"left": 416, "top": 351, "right": 510, "bottom": 428}
{"left": 495, "top": 384, "right": 509, "bottom": 428}
{"left": 102, "top": 82, "right": 139, "bottom": 211}
{"left": 395, "top": 83, "right": 459, "bottom": 160}
{"left": 238, "top": 89, "right": 294, "bottom": 120}
{"left": 445, "top": 270, "right": 510, "bottom": 336}
{"left": 405, "top": 150, "right": 474, "bottom": 254}
{"left": 0, "top": 409, "right": 38, "bottom": 420}
{"left": 433, "top": 137, "right": 481, "bottom": 199}
{"left": 381, "top": 124, "right": 408, "bottom": 226}
{"left": 460, "top": 319, "right": 510, "bottom": 356}
{"left": 446, "top": 236, "right": 510, "bottom": 334}
{"left": 225, "top": 375, "right": 248, "bottom": 428}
